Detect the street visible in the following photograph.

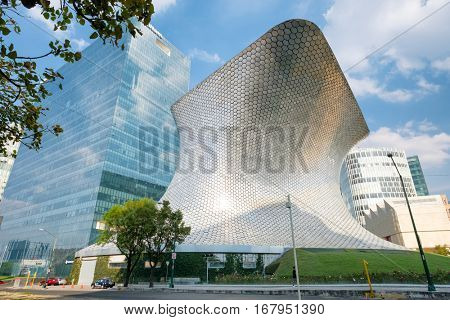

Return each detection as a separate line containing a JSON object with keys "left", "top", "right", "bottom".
{"left": 0, "top": 287, "right": 341, "bottom": 300}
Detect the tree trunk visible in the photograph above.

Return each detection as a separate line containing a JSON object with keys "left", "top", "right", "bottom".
{"left": 149, "top": 265, "right": 154, "bottom": 288}
{"left": 124, "top": 258, "right": 132, "bottom": 287}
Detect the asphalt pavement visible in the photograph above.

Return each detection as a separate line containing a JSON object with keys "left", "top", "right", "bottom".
{"left": 0, "top": 287, "right": 337, "bottom": 300}
{"left": 2, "top": 282, "right": 449, "bottom": 299}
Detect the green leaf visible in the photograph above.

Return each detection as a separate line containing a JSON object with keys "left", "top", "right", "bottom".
{"left": 58, "top": 83, "right": 63, "bottom": 90}
{"left": 7, "top": 50, "right": 17, "bottom": 59}
{"left": 74, "top": 52, "right": 82, "bottom": 61}
{"left": 43, "top": 12, "right": 50, "bottom": 20}
{"left": 1, "top": 27, "right": 11, "bottom": 36}
{"left": 89, "top": 32, "right": 98, "bottom": 39}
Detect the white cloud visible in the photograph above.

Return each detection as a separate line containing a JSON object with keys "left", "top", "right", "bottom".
{"left": 346, "top": 74, "right": 440, "bottom": 102}
{"left": 28, "top": 5, "right": 89, "bottom": 51}
{"left": 72, "top": 38, "right": 89, "bottom": 50}
{"left": 324, "top": 0, "right": 450, "bottom": 74}
{"left": 418, "top": 119, "right": 438, "bottom": 132}
{"left": 28, "top": 7, "right": 67, "bottom": 40}
{"left": 359, "top": 121, "right": 450, "bottom": 168}
{"left": 416, "top": 77, "right": 440, "bottom": 93}
{"left": 432, "top": 56, "right": 450, "bottom": 72}
{"left": 153, "top": 0, "right": 177, "bottom": 13}
{"left": 188, "top": 48, "right": 223, "bottom": 64}
{"left": 324, "top": 0, "right": 450, "bottom": 103}
{"left": 346, "top": 76, "right": 414, "bottom": 102}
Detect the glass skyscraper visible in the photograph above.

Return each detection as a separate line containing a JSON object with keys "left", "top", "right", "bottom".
{"left": 0, "top": 141, "right": 19, "bottom": 203}
{"left": 0, "top": 25, "right": 190, "bottom": 276}
{"left": 407, "top": 155, "right": 429, "bottom": 196}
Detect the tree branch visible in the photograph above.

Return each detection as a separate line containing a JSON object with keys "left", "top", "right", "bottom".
{"left": 16, "top": 50, "right": 56, "bottom": 60}
{"left": 0, "top": 69, "right": 25, "bottom": 88}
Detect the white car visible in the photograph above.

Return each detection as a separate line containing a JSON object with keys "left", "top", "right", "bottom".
{"left": 58, "top": 278, "right": 67, "bottom": 285}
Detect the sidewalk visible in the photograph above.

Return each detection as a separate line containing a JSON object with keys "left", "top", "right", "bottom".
{"left": 118, "top": 283, "right": 450, "bottom": 298}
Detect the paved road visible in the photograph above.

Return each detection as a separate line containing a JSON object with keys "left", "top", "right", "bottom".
{"left": 124, "top": 283, "right": 450, "bottom": 292}
{"left": 0, "top": 287, "right": 342, "bottom": 300}
{"left": 2, "top": 282, "right": 448, "bottom": 300}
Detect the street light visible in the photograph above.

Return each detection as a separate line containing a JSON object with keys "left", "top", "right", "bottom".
{"left": 387, "top": 153, "right": 435, "bottom": 292}
{"left": 169, "top": 242, "right": 177, "bottom": 288}
{"left": 39, "top": 228, "right": 57, "bottom": 288}
{"left": 165, "top": 260, "right": 170, "bottom": 283}
{"left": 286, "top": 194, "right": 301, "bottom": 300}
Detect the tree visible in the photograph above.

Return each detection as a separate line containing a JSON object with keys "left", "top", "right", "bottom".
{"left": 255, "top": 254, "right": 264, "bottom": 275}
{"left": 434, "top": 244, "right": 449, "bottom": 256}
{"left": 143, "top": 200, "right": 191, "bottom": 287}
{"left": 97, "top": 198, "right": 154, "bottom": 287}
{"left": 0, "top": 0, "right": 154, "bottom": 156}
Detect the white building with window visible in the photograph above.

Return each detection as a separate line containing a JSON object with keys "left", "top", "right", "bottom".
{"left": 340, "top": 147, "right": 417, "bottom": 225}
{"left": 365, "top": 195, "right": 450, "bottom": 249}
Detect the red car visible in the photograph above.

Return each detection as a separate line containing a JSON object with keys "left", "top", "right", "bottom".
{"left": 40, "top": 278, "right": 59, "bottom": 286}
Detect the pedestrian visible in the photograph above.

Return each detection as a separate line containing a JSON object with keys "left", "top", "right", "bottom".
{"left": 292, "top": 266, "right": 297, "bottom": 287}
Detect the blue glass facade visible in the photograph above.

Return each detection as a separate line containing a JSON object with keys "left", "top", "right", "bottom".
{"left": 407, "top": 155, "right": 429, "bottom": 196}
{"left": 0, "top": 26, "right": 190, "bottom": 276}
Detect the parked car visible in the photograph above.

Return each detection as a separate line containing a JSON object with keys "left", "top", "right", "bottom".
{"left": 58, "top": 278, "right": 67, "bottom": 285}
{"left": 40, "top": 278, "right": 59, "bottom": 286}
{"left": 0, "top": 280, "right": 6, "bottom": 285}
{"left": 91, "top": 278, "right": 115, "bottom": 289}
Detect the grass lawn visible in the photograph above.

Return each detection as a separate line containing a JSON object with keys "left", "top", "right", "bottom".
{"left": 270, "top": 249, "right": 450, "bottom": 277}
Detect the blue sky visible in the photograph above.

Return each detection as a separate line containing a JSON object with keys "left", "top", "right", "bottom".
{"left": 14, "top": 0, "right": 450, "bottom": 196}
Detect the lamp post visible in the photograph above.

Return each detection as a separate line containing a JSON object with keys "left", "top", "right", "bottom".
{"left": 286, "top": 194, "right": 301, "bottom": 300}
{"left": 387, "top": 153, "right": 435, "bottom": 292}
{"left": 169, "top": 242, "right": 176, "bottom": 288}
{"left": 39, "top": 228, "right": 57, "bottom": 288}
{"left": 165, "top": 260, "right": 169, "bottom": 283}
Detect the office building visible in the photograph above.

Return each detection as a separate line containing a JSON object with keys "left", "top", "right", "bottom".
{"left": 0, "top": 25, "right": 190, "bottom": 276}
{"left": 340, "top": 147, "right": 417, "bottom": 225}
{"left": 407, "top": 155, "right": 429, "bottom": 196}
{"left": 0, "top": 141, "right": 19, "bottom": 203}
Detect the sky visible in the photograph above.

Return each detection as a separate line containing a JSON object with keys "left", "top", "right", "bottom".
{"left": 13, "top": 0, "right": 450, "bottom": 196}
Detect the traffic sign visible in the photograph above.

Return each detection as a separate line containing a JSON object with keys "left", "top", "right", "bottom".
{"left": 171, "top": 252, "right": 177, "bottom": 260}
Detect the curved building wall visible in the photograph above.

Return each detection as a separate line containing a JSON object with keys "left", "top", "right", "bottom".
{"left": 162, "top": 19, "right": 402, "bottom": 251}
{"left": 341, "top": 147, "right": 417, "bottom": 225}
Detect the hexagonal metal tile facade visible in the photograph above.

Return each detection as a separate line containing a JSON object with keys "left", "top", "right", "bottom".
{"left": 161, "top": 19, "right": 402, "bottom": 251}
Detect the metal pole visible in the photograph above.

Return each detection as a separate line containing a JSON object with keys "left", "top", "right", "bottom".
{"left": 388, "top": 154, "right": 435, "bottom": 292}
{"left": 169, "top": 243, "right": 176, "bottom": 288}
{"left": 206, "top": 258, "right": 209, "bottom": 284}
{"left": 165, "top": 261, "right": 169, "bottom": 283}
{"left": 39, "top": 228, "right": 57, "bottom": 288}
{"left": 286, "top": 194, "right": 301, "bottom": 300}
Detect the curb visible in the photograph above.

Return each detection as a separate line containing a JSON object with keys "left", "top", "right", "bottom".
{"left": 116, "top": 286, "right": 450, "bottom": 299}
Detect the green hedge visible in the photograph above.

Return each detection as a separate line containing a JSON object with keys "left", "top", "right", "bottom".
{"left": 81, "top": 253, "right": 265, "bottom": 284}
{"left": 68, "top": 258, "right": 81, "bottom": 285}
{"left": 93, "top": 256, "right": 123, "bottom": 283}
{"left": 215, "top": 269, "right": 450, "bottom": 284}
